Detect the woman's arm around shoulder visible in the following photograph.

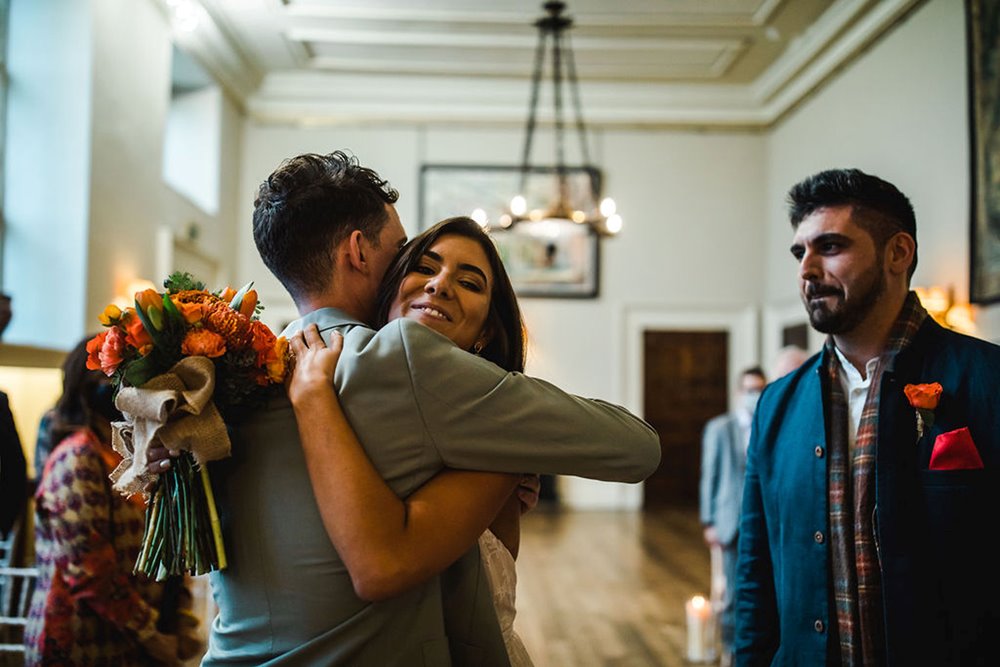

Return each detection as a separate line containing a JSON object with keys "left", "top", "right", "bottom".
{"left": 288, "top": 324, "right": 519, "bottom": 601}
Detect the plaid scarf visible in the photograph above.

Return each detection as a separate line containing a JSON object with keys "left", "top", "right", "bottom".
{"left": 825, "top": 291, "right": 926, "bottom": 666}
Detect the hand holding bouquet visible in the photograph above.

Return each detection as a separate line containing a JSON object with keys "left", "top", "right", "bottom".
{"left": 87, "top": 272, "right": 288, "bottom": 579}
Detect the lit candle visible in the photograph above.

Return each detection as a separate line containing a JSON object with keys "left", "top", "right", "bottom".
{"left": 685, "top": 594, "right": 717, "bottom": 663}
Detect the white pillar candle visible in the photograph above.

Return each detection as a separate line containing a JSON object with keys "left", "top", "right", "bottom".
{"left": 686, "top": 594, "right": 717, "bottom": 663}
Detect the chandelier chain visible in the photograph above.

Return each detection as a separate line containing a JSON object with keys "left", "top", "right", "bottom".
{"left": 518, "top": 29, "right": 549, "bottom": 195}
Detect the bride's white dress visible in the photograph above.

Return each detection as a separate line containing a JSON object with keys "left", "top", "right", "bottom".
{"left": 478, "top": 530, "right": 534, "bottom": 667}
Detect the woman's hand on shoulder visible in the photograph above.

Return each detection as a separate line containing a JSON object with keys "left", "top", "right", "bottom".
{"left": 287, "top": 323, "right": 342, "bottom": 406}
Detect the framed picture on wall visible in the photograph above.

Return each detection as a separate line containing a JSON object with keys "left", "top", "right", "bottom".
{"left": 419, "top": 164, "right": 602, "bottom": 229}
{"left": 966, "top": 0, "right": 1000, "bottom": 303}
{"left": 419, "top": 164, "right": 601, "bottom": 298}
{"left": 489, "top": 219, "right": 599, "bottom": 298}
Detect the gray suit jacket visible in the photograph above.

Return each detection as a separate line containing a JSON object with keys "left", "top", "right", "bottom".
{"left": 203, "top": 308, "right": 661, "bottom": 666}
{"left": 699, "top": 412, "right": 747, "bottom": 546}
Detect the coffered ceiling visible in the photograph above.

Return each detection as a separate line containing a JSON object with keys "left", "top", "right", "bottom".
{"left": 170, "top": 0, "right": 926, "bottom": 128}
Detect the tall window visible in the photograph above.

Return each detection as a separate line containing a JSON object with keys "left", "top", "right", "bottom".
{"left": 162, "top": 45, "right": 220, "bottom": 215}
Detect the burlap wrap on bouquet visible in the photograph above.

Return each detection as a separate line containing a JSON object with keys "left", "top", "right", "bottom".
{"left": 110, "top": 356, "right": 232, "bottom": 498}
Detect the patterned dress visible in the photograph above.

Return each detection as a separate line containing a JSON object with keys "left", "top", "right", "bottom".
{"left": 23, "top": 429, "right": 165, "bottom": 665}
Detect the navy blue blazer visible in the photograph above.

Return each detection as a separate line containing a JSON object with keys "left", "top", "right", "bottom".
{"left": 734, "top": 317, "right": 1000, "bottom": 666}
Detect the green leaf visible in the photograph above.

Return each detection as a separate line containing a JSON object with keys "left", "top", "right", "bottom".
{"left": 147, "top": 304, "right": 164, "bottom": 331}
{"left": 163, "top": 271, "right": 206, "bottom": 293}
{"left": 123, "top": 353, "right": 162, "bottom": 387}
{"left": 134, "top": 298, "right": 170, "bottom": 349}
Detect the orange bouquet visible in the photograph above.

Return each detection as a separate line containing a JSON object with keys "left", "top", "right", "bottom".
{"left": 87, "top": 272, "right": 288, "bottom": 579}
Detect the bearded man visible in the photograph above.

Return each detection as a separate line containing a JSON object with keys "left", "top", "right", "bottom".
{"left": 733, "top": 168, "right": 1000, "bottom": 666}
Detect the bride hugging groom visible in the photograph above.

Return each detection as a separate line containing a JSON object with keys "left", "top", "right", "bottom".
{"left": 149, "top": 150, "right": 661, "bottom": 666}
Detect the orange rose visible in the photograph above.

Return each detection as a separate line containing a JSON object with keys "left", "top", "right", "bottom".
{"left": 86, "top": 331, "right": 108, "bottom": 370}
{"left": 122, "top": 309, "right": 153, "bottom": 351}
{"left": 266, "top": 336, "right": 289, "bottom": 383}
{"left": 904, "top": 382, "right": 943, "bottom": 410}
{"left": 170, "top": 296, "right": 204, "bottom": 324}
{"left": 181, "top": 328, "right": 227, "bottom": 358}
{"left": 249, "top": 320, "right": 277, "bottom": 366}
{"left": 99, "top": 326, "right": 127, "bottom": 375}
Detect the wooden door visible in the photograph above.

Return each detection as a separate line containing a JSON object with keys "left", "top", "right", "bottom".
{"left": 642, "top": 330, "right": 729, "bottom": 507}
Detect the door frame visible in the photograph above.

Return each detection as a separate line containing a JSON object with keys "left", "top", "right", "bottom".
{"left": 619, "top": 303, "right": 759, "bottom": 427}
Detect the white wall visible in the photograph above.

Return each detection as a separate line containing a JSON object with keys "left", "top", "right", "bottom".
{"left": 764, "top": 0, "right": 997, "bottom": 341}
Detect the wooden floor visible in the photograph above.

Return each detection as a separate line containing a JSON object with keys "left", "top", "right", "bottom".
{"left": 516, "top": 506, "right": 716, "bottom": 667}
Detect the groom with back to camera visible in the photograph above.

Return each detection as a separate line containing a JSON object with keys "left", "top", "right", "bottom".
{"left": 151, "top": 151, "right": 661, "bottom": 666}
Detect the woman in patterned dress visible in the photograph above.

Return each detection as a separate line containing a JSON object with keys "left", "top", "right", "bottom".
{"left": 23, "top": 339, "right": 188, "bottom": 665}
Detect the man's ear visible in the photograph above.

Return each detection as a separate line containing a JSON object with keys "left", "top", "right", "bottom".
{"left": 885, "top": 232, "right": 916, "bottom": 277}
{"left": 346, "top": 230, "right": 367, "bottom": 272}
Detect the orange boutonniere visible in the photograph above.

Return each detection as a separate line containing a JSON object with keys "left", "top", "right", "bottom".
{"left": 904, "top": 382, "right": 942, "bottom": 438}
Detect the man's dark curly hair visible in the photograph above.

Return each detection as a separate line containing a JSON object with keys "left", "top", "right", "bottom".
{"left": 252, "top": 151, "right": 399, "bottom": 301}
{"left": 787, "top": 168, "right": 918, "bottom": 278}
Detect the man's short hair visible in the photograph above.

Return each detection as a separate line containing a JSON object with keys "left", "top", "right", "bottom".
{"left": 786, "top": 168, "right": 918, "bottom": 278}
{"left": 252, "top": 151, "right": 399, "bottom": 302}
{"left": 741, "top": 366, "right": 766, "bottom": 383}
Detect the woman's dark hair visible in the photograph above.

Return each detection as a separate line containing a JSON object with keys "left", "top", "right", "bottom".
{"left": 375, "top": 217, "right": 526, "bottom": 373}
{"left": 49, "top": 337, "right": 121, "bottom": 445}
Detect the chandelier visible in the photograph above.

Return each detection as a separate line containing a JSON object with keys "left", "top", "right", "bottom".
{"left": 499, "top": 1, "right": 621, "bottom": 237}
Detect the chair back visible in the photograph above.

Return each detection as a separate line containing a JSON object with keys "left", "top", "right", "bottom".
{"left": 0, "top": 565, "right": 38, "bottom": 655}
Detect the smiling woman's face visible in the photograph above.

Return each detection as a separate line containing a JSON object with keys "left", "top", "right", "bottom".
{"left": 387, "top": 233, "right": 494, "bottom": 351}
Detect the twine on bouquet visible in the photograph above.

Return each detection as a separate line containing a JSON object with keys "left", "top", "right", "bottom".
{"left": 110, "top": 356, "right": 231, "bottom": 578}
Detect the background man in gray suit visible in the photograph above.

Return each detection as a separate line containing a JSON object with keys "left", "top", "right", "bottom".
{"left": 186, "top": 151, "right": 661, "bottom": 666}
{"left": 699, "top": 366, "right": 767, "bottom": 666}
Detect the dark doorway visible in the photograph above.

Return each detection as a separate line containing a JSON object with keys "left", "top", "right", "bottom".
{"left": 642, "top": 330, "right": 729, "bottom": 507}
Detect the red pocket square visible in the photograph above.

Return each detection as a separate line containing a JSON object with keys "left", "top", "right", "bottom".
{"left": 929, "top": 427, "right": 984, "bottom": 470}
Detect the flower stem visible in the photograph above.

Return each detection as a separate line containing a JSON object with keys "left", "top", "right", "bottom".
{"left": 201, "top": 463, "right": 227, "bottom": 570}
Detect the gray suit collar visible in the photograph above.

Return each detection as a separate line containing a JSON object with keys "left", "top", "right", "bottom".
{"left": 279, "top": 307, "right": 369, "bottom": 338}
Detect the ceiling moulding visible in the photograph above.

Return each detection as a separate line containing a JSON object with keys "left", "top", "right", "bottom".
{"left": 283, "top": 3, "right": 781, "bottom": 29}
{"left": 241, "top": 0, "right": 925, "bottom": 130}
{"left": 247, "top": 72, "right": 768, "bottom": 129}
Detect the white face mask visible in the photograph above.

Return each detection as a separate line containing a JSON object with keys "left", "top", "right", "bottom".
{"left": 742, "top": 390, "right": 761, "bottom": 415}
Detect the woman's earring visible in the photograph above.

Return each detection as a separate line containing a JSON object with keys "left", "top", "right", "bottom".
{"left": 473, "top": 340, "right": 484, "bottom": 355}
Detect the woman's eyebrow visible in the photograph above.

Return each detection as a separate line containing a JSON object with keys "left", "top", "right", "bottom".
{"left": 424, "top": 249, "right": 489, "bottom": 282}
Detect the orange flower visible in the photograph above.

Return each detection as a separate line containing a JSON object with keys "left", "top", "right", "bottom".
{"left": 181, "top": 329, "right": 227, "bottom": 358}
{"left": 218, "top": 286, "right": 237, "bottom": 303}
{"left": 249, "top": 320, "right": 277, "bottom": 366}
{"left": 97, "top": 304, "right": 122, "bottom": 326}
{"left": 99, "top": 327, "right": 127, "bottom": 375}
{"left": 202, "top": 299, "right": 253, "bottom": 349}
{"left": 86, "top": 331, "right": 108, "bottom": 370}
{"left": 135, "top": 288, "right": 161, "bottom": 312}
{"left": 238, "top": 289, "right": 258, "bottom": 319}
{"left": 904, "top": 382, "right": 943, "bottom": 410}
{"left": 170, "top": 296, "right": 205, "bottom": 324}
{"left": 266, "top": 336, "right": 289, "bottom": 383}
{"left": 122, "top": 309, "right": 153, "bottom": 351}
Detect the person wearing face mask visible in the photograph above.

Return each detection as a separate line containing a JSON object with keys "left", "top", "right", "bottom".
{"left": 699, "top": 366, "right": 767, "bottom": 666}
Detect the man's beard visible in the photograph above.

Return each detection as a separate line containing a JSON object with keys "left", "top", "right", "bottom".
{"left": 802, "top": 262, "right": 885, "bottom": 335}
